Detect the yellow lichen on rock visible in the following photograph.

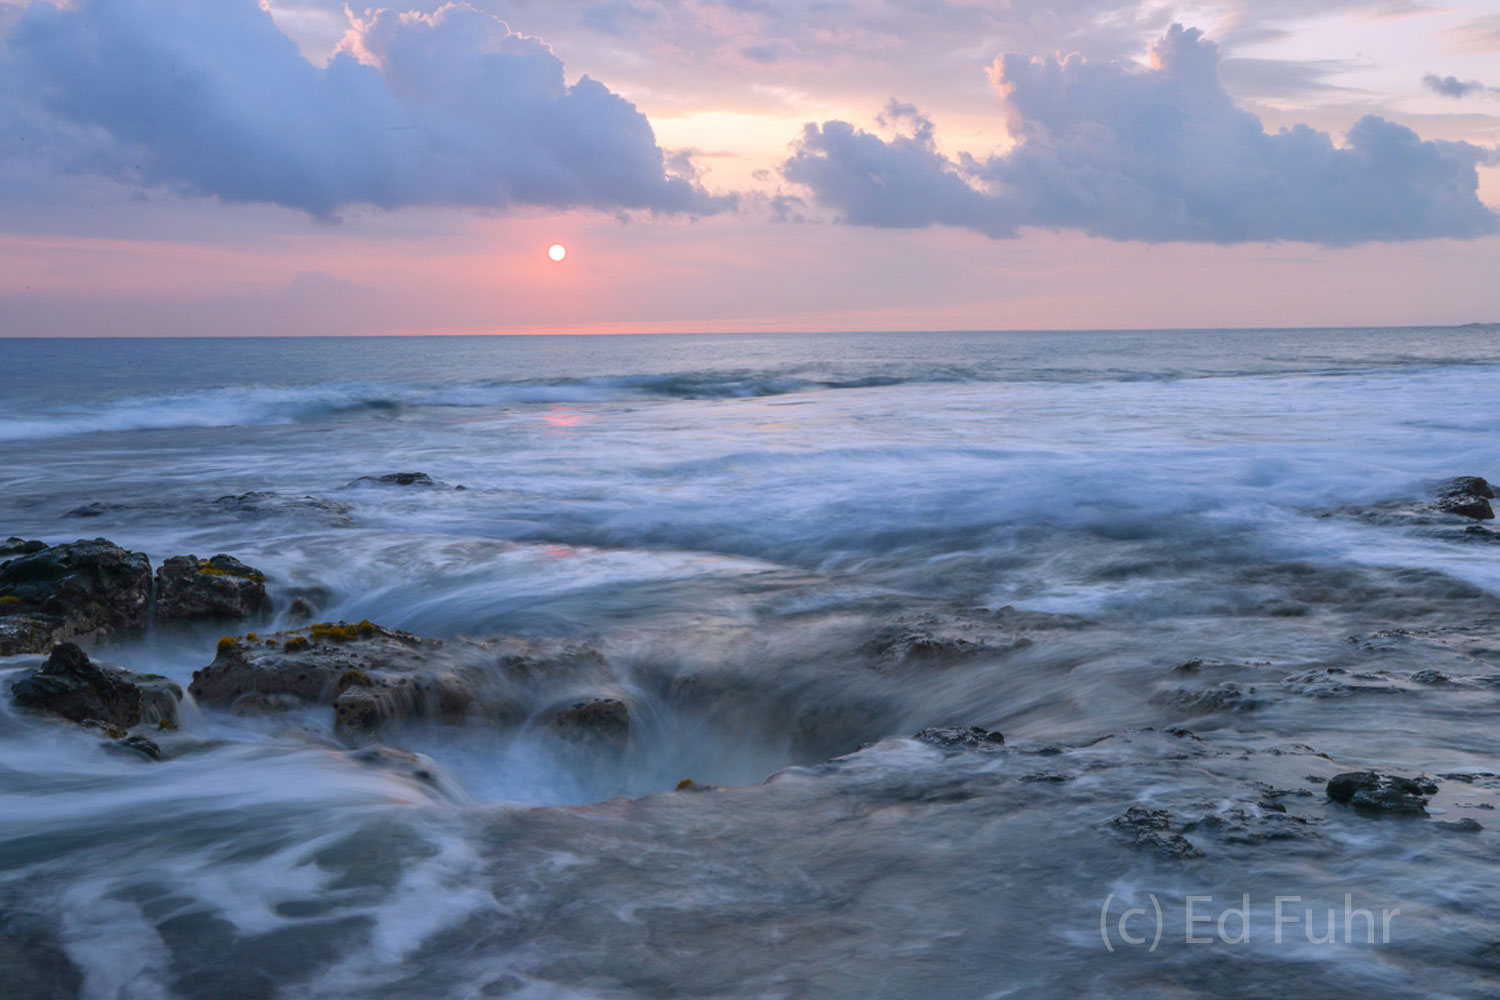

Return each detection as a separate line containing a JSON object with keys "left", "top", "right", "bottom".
{"left": 308, "top": 620, "right": 378, "bottom": 643}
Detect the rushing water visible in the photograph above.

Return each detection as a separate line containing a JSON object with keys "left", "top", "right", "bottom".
{"left": 3, "top": 328, "right": 1500, "bottom": 998}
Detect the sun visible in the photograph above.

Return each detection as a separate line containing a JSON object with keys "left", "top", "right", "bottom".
{"left": 548, "top": 243, "right": 567, "bottom": 262}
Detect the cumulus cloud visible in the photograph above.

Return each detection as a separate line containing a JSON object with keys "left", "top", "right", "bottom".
{"left": 784, "top": 25, "right": 1498, "bottom": 245}
{"left": 0, "top": 0, "right": 729, "bottom": 216}
{"left": 1422, "top": 73, "right": 1499, "bottom": 100}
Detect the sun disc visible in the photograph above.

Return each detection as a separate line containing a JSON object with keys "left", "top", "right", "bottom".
{"left": 548, "top": 243, "right": 567, "bottom": 262}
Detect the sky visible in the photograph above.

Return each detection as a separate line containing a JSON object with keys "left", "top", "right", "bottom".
{"left": 0, "top": 0, "right": 1497, "bottom": 336}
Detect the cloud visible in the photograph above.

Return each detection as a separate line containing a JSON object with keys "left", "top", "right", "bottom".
{"left": 0, "top": 0, "right": 730, "bottom": 217}
{"left": 1422, "top": 73, "right": 1499, "bottom": 100}
{"left": 783, "top": 25, "right": 1499, "bottom": 246}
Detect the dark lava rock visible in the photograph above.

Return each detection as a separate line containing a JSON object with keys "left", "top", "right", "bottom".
{"left": 1109, "top": 805, "right": 1204, "bottom": 860}
{"left": 0, "top": 539, "right": 152, "bottom": 653}
{"left": 0, "top": 537, "right": 47, "bottom": 557}
{"left": 106, "top": 734, "right": 164, "bottom": 761}
{"left": 1435, "top": 476, "right": 1495, "bottom": 520}
{"left": 10, "top": 642, "right": 181, "bottom": 729}
{"left": 211, "top": 491, "right": 353, "bottom": 526}
{"left": 1437, "top": 818, "right": 1483, "bottom": 833}
{"left": 63, "top": 502, "right": 127, "bottom": 519}
{"left": 155, "top": 554, "right": 268, "bottom": 623}
{"left": 346, "top": 472, "right": 440, "bottom": 488}
{"left": 913, "top": 725, "right": 1006, "bottom": 751}
{"left": 543, "top": 697, "right": 631, "bottom": 749}
{"left": 1155, "top": 682, "right": 1258, "bottom": 714}
{"left": 1326, "top": 771, "right": 1437, "bottom": 815}
{"left": 190, "top": 624, "right": 604, "bottom": 739}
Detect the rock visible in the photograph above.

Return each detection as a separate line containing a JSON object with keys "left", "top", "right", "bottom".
{"left": 913, "top": 725, "right": 1006, "bottom": 751}
{"left": 1155, "top": 682, "right": 1258, "bottom": 713}
{"left": 543, "top": 697, "right": 631, "bottom": 749}
{"left": 106, "top": 734, "right": 164, "bottom": 761}
{"left": 1326, "top": 771, "right": 1437, "bottom": 815}
{"left": 63, "top": 502, "right": 126, "bottom": 519}
{"left": 346, "top": 472, "right": 441, "bottom": 488}
{"left": 211, "top": 491, "right": 353, "bottom": 527}
{"left": 1437, "top": 818, "right": 1483, "bottom": 833}
{"left": 0, "top": 539, "right": 152, "bottom": 653}
{"left": 10, "top": 642, "right": 181, "bottom": 729}
{"left": 0, "top": 537, "right": 46, "bottom": 558}
{"left": 1434, "top": 476, "right": 1495, "bottom": 520}
{"left": 189, "top": 623, "right": 598, "bottom": 738}
{"left": 1439, "top": 476, "right": 1494, "bottom": 500}
{"left": 155, "top": 554, "right": 268, "bottom": 623}
{"left": 1109, "top": 805, "right": 1204, "bottom": 859}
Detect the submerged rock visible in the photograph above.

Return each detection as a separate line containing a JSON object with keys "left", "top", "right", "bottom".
{"left": 1109, "top": 805, "right": 1204, "bottom": 860}
{"left": 210, "top": 491, "right": 353, "bottom": 527}
{"left": 155, "top": 554, "right": 268, "bottom": 623}
{"left": 543, "top": 696, "right": 631, "bottom": 749}
{"left": 1326, "top": 771, "right": 1437, "bottom": 815}
{"left": 913, "top": 725, "right": 1006, "bottom": 751}
{"left": 10, "top": 642, "right": 181, "bottom": 729}
{"left": 345, "top": 472, "right": 442, "bottom": 488}
{"left": 0, "top": 538, "right": 152, "bottom": 654}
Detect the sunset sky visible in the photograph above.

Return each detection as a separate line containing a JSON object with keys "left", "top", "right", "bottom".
{"left": 1, "top": 0, "right": 1497, "bottom": 336}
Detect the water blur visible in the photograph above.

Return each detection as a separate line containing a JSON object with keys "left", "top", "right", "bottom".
{"left": 3, "top": 328, "right": 1500, "bottom": 998}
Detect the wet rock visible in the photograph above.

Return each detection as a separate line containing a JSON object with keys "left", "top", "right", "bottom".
{"left": 0, "top": 613, "right": 64, "bottom": 659}
{"left": 189, "top": 623, "right": 592, "bottom": 738}
{"left": 1435, "top": 476, "right": 1495, "bottom": 520}
{"left": 0, "top": 537, "right": 47, "bottom": 557}
{"left": 1155, "top": 682, "right": 1258, "bottom": 714}
{"left": 1437, "top": 818, "right": 1483, "bottom": 833}
{"left": 1409, "top": 669, "right": 1450, "bottom": 685}
{"left": 543, "top": 697, "right": 631, "bottom": 749}
{"left": 1182, "top": 805, "right": 1312, "bottom": 844}
{"left": 913, "top": 725, "right": 1006, "bottom": 751}
{"left": 155, "top": 554, "right": 268, "bottom": 623}
{"left": 1441, "top": 476, "right": 1495, "bottom": 500}
{"left": 345, "top": 472, "right": 441, "bottom": 488}
{"left": 10, "top": 642, "right": 181, "bottom": 729}
{"left": 63, "top": 502, "right": 127, "bottom": 519}
{"left": 1109, "top": 805, "right": 1204, "bottom": 859}
{"left": 106, "top": 734, "right": 164, "bottom": 761}
{"left": 675, "top": 778, "right": 717, "bottom": 792}
{"left": 210, "top": 491, "right": 353, "bottom": 527}
{"left": 0, "top": 538, "right": 152, "bottom": 653}
{"left": 1326, "top": 771, "right": 1437, "bottom": 815}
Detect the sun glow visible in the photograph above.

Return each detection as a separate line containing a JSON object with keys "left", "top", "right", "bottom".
{"left": 548, "top": 243, "right": 567, "bottom": 262}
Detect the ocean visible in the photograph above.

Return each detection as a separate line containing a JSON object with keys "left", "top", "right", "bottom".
{"left": 3, "top": 327, "right": 1500, "bottom": 998}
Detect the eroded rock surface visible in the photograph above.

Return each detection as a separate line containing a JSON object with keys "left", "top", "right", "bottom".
{"left": 155, "top": 554, "right": 268, "bottom": 623}
{"left": 10, "top": 642, "right": 181, "bottom": 729}
{"left": 1326, "top": 771, "right": 1437, "bottom": 815}
{"left": 190, "top": 622, "right": 617, "bottom": 741}
{"left": 0, "top": 538, "right": 152, "bottom": 654}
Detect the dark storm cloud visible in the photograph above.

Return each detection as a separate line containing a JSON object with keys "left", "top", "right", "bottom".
{"left": 0, "top": 0, "right": 730, "bottom": 217}
{"left": 783, "top": 26, "right": 1499, "bottom": 246}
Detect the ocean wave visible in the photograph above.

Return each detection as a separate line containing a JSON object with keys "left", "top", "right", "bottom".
{"left": 4, "top": 353, "right": 1498, "bottom": 443}
{"left": 0, "top": 372, "right": 935, "bottom": 442}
